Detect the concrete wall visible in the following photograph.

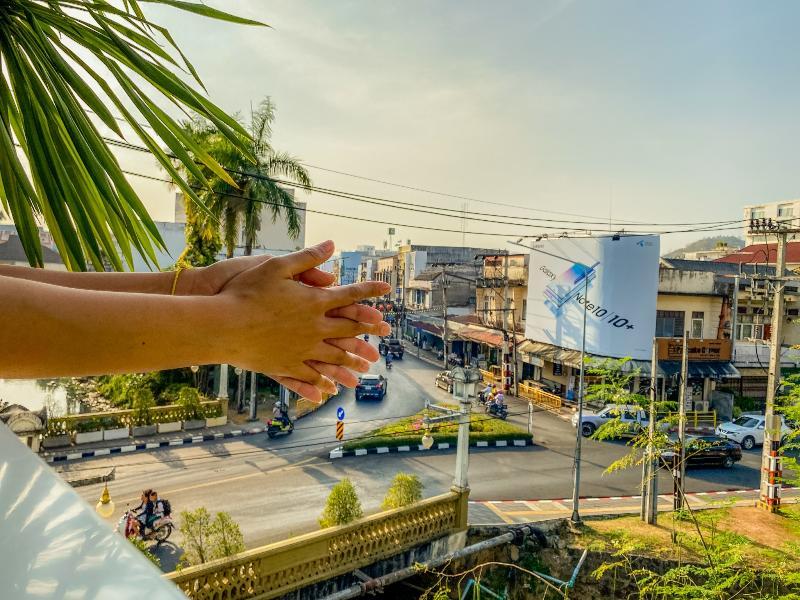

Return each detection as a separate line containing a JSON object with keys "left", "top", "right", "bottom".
{"left": 658, "top": 268, "right": 719, "bottom": 295}
{"left": 656, "top": 293, "right": 724, "bottom": 339}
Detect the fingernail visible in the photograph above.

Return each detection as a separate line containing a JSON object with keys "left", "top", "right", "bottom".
{"left": 318, "top": 240, "right": 334, "bottom": 251}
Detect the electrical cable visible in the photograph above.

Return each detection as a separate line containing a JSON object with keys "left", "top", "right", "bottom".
{"left": 102, "top": 136, "right": 747, "bottom": 231}
{"left": 120, "top": 166, "right": 747, "bottom": 239}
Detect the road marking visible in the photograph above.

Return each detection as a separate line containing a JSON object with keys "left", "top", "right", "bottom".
{"left": 116, "top": 457, "right": 327, "bottom": 503}
{"left": 483, "top": 502, "right": 515, "bottom": 524}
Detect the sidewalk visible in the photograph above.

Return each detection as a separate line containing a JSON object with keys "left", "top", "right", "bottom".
{"left": 42, "top": 419, "right": 268, "bottom": 464}
{"left": 469, "top": 486, "right": 800, "bottom": 525}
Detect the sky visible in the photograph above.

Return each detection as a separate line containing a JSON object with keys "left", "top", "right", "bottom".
{"left": 116, "top": 0, "right": 800, "bottom": 254}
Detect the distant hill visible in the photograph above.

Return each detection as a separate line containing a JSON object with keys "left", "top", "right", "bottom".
{"left": 664, "top": 236, "right": 745, "bottom": 258}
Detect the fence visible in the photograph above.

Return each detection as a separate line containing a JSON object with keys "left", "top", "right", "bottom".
{"left": 517, "top": 382, "right": 563, "bottom": 412}
{"left": 167, "top": 490, "right": 469, "bottom": 600}
{"left": 663, "top": 410, "right": 717, "bottom": 429}
{"left": 479, "top": 368, "right": 502, "bottom": 386}
{"left": 46, "top": 400, "right": 223, "bottom": 435}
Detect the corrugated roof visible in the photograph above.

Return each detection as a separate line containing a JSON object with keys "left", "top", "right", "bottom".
{"left": 660, "top": 257, "right": 778, "bottom": 277}
{"left": 713, "top": 241, "right": 800, "bottom": 266}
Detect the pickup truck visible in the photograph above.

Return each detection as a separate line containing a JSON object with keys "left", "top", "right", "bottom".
{"left": 571, "top": 404, "right": 649, "bottom": 438}
{"left": 378, "top": 337, "right": 404, "bottom": 359}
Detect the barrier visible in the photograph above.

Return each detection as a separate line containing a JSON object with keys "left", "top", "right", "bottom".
{"left": 517, "top": 383, "right": 562, "bottom": 412}
{"left": 167, "top": 490, "right": 468, "bottom": 600}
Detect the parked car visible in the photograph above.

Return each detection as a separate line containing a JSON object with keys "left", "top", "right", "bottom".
{"left": 435, "top": 371, "right": 454, "bottom": 393}
{"left": 715, "top": 413, "right": 792, "bottom": 450}
{"left": 571, "top": 404, "right": 649, "bottom": 438}
{"left": 378, "top": 337, "right": 404, "bottom": 359}
{"left": 660, "top": 435, "right": 742, "bottom": 469}
{"left": 355, "top": 374, "right": 387, "bottom": 401}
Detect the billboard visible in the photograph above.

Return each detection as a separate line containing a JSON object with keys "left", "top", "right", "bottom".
{"left": 524, "top": 236, "right": 660, "bottom": 360}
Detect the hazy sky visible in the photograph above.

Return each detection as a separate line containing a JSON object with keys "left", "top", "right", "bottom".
{"left": 118, "top": 1, "right": 800, "bottom": 254}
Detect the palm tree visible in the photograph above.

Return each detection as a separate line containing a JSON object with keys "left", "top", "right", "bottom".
{"left": 0, "top": 1, "right": 265, "bottom": 270}
{"left": 179, "top": 98, "right": 311, "bottom": 258}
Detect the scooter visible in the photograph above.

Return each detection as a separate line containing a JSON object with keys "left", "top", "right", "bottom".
{"left": 385, "top": 359, "right": 393, "bottom": 371}
{"left": 267, "top": 416, "right": 294, "bottom": 438}
{"left": 118, "top": 508, "right": 174, "bottom": 545}
{"left": 485, "top": 403, "right": 508, "bottom": 420}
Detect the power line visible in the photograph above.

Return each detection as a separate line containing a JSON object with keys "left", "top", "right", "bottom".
{"left": 121, "top": 167, "right": 746, "bottom": 238}
{"left": 103, "top": 136, "right": 745, "bottom": 231}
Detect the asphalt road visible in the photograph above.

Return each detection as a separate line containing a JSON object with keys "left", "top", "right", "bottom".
{"left": 64, "top": 348, "right": 765, "bottom": 569}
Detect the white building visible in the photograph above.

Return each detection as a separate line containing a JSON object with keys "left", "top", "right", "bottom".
{"left": 743, "top": 199, "right": 800, "bottom": 245}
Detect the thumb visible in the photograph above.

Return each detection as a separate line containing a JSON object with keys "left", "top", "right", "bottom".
{"left": 275, "top": 240, "right": 335, "bottom": 276}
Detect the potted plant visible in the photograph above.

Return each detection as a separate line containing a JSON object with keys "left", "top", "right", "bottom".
{"left": 42, "top": 418, "right": 72, "bottom": 449}
{"left": 102, "top": 415, "right": 130, "bottom": 441}
{"left": 204, "top": 401, "right": 227, "bottom": 428}
{"left": 131, "top": 388, "right": 157, "bottom": 437}
{"left": 178, "top": 387, "right": 206, "bottom": 430}
{"left": 74, "top": 417, "right": 103, "bottom": 445}
{"left": 155, "top": 408, "right": 183, "bottom": 434}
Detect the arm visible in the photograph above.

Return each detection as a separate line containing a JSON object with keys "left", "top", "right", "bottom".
{"left": 1, "top": 241, "right": 390, "bottom": 401}
{"left": 0, "top": 256, "right": 335, "bottom": 296}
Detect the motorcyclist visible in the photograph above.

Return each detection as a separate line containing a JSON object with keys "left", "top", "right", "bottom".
{"left": 272, "top": 401, "right": 291, "bottom": 428}
{"left": 480, "top": 383, "right": 494, "bottom": 403}
{"left": 144, "top": 490, "right": 161, "bottom": 533}
{"left": 133, "top": 488, "right": 154, "bottom": 538}
{"left": 385, "top": 352, "right": 393, "bottom": 368}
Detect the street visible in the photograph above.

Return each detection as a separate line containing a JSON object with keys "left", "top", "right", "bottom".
{"left": 64, "top": 349, "right": 764, "bottom": 567}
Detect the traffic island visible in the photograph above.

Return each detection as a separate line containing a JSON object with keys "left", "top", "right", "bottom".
{"left": 329, "top": 410, "right": 532, "bottom": 459}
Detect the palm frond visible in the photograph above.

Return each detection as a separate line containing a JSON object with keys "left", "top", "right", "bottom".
{"left": 0, "top": 0, "right": 266, "bottom": 269}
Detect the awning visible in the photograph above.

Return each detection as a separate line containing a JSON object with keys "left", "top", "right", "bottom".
{"left": 659, "top": 361, "right": 740, "bottom": 379}
{"left": 516, "top": 340, "right": 583, "bottom": 368}
{"left": 408, "top": 320, "right": 443, "bottom": 337}
{"left": 456, "top": 328, "right": 505, "bottom": 348}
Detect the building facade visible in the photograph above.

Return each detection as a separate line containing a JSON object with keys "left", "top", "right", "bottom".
{"left": 743, "top": 199, "right": 800, "bottom": 245}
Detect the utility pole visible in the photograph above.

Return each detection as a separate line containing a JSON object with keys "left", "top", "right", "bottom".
{"left": 502, "top": 252, "right": 514, "bottom": 395}
{"left": 441, "top": 264, "right": 449, "bottom": 369}
{"left": 759, "top": 224, "right": 789, "bottom": 511}
{"left": 570, "top": 272, "right": 590, "bottom": 524}
{"left": 642, "top": 338, "right": 658, "bottom": 524}
{"left": 249, "top": 371, "right": 258, "bottom": 421}
{"left": 675, "top": 331, "right": 688, "bottom": 512}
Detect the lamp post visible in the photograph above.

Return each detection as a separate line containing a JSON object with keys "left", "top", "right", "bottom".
{"left": 234, "top": 367, "right": 244, "bottom": 413}
{"left": 190, "top": 364, "right": 199, "bottom": 389}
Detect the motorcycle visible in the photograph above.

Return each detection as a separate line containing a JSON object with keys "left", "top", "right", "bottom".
{"left": 485, "top": 403, "right": 508, "bottom": 420}
{"left": 385, "top": 360, "right": 393, "bottom": 371}
{"left": 118, "top": 508, "right": 173, "bottom": 545}
{"left": 267, "top": 416, "right": 294, "bottom": 438}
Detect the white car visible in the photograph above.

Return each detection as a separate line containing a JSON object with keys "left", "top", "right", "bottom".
{"left": 715, "top": 414, "right": 792, "bottom": 450}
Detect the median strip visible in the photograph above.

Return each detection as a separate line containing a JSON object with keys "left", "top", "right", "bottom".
{"left": 329, "top": 438, "right": 534, "bottom": 459}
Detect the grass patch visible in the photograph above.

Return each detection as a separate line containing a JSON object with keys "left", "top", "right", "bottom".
{"left": 574, "top": 502, "right": 800, "bottom": 570}
{"left": 343, "top": 407, "right": 528, "bottom": 451}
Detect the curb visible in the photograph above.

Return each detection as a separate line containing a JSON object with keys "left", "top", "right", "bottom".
{"left": 467, "top": 486, "right": 800, "bottom": 504}
{"left": 66, "top": 467, "right": 116, "bottom": 488}
{"left": 45, "top": 426, "right": 267, "bottom": 464}
{"left": 329, "top": 437, "right": 534, "bottom": 459}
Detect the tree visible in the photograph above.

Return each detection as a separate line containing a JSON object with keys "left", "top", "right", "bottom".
{"left": 178, "top": 98, "right": 311, "bottom": 258}
{"left": 584, "top": 357, "right": 647, "bottom": 407}
{"left": 0, "top": 1, "right": 264, "bottom": 270}
{"left": 178, "top": 508, "right": 245, "bottom": 567}
{"left": 382, "top": 473, "right": 423, "bottom": 510}
{"left": 319, "top": 479, "right": 363, "bottom": 528}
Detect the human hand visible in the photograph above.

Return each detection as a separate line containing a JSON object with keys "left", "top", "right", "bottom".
{"left": 182, "top": 255, "right": 336, "bottom": 296}
{"left": 218, "top": 241, "right": 391, "bottom": 401}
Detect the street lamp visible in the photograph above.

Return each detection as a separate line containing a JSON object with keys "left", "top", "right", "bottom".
{"left": 95, "top": 483, "right": 115, "bottom": 519}
{"left": 421, "top": 429, "right": 434, "bottom": 450}
{"left": 190, "top": 364, "right": 199, "bottom": 388}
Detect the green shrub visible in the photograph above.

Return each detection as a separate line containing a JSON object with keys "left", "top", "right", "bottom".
{"left": 178, "top": 507, "right": 245, "bottom": 567}
{"left": 202, "top": 402, "right": 223, "bottom": 419}
{"left": 177, "top": 387, "right": 204, "bottom": 421}
{"left": 131, "top": 388, "right": 156, "bottom": 426}
{"left": 382, "top": 473, "right": 423, "bottom": 510}
{"left": 74, "top": 417, "right": 103, "bottom": 433}
{"left": 100, "top": 416, "right": 123, "bottom": 430}
{"left": 732, "top": 405, "right": 742, "bottom": 419}
{"left": 319, "top": 479, "right": 363, "bottom": 528}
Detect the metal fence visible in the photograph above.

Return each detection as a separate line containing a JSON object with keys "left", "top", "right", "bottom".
{"left": 517, "top": 383, "right": 563, "bottom": 412}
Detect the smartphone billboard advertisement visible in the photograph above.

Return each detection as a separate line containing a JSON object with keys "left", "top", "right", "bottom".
{"left": 524, "top": 235, "right": 660, "bottom": 360}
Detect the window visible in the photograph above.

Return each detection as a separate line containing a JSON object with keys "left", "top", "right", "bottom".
{"left": 483, "top": 298, "right": 490, "bottom": 314}
{"left": 737, "top": 306, "right": 748, "bottom": 314}
{"left": 736, "top": 323, "right": 765, "bottom": 340}
{"left": 655, "top": 310, "right": 685, "bottom": 337}
{"left": 779, "top": 204, "right": 794, "bottom": 218}
{"left": 750, "top": 208, "right": 766, "bottom": 219}
{"left": 789, "top": 308, "right": 800, "bottom": 317}
{"left": 691, "top": 311, "right": 704, "bottom": 339}
{"left": 522, "top": 299, "right": 527, "bottom": 320}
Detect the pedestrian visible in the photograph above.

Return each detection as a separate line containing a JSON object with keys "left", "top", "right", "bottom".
{"left": 1, "top": 241, "right": 390, "bottom": 401}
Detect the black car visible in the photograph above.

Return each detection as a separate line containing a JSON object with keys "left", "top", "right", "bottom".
{"left": 660, "top": 435, "right": 742, "bottom": 469}
{"left": 378, "top": 337, "right": 404, "bottom": 359}
{"left": 355, "top": 374, "right": 387, "bottom": 401}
